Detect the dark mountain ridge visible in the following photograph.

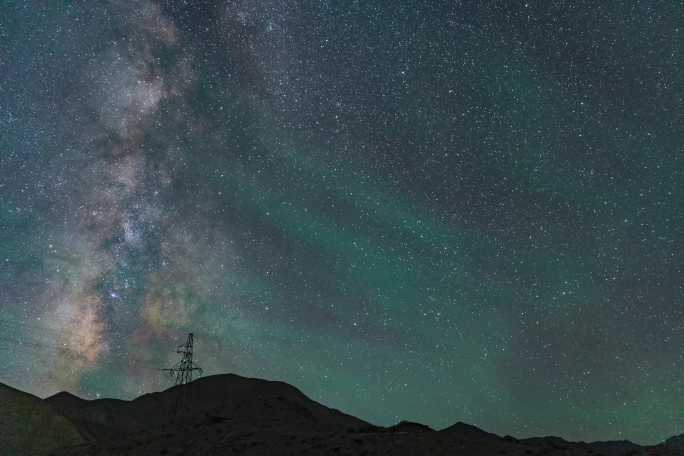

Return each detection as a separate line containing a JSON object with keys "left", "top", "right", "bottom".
{"left": 0, "top": 383, "right": 86, "bottom": 455}
{"left": 2, "top": 373, "right": 684, "bottom": 455}
{"left": 46, "top": 373, "right": 368, "bottom": 440}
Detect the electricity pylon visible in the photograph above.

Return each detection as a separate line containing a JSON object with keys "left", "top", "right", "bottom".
{"left": 163, "top": 332, "right": 203, "bottom": 386}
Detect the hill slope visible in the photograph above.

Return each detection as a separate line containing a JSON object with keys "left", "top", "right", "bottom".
{"left": 46, "top": 373, "right": 368, "bottom": 438}
{"left": 0, "top": 383, "right": 86, "bottom": 456}
{"left": 3, "top": 374, "right": 684, "bottom": 455}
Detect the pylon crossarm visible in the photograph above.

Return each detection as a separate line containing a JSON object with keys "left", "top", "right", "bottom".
{"left": 162, "top": 333, "right": 202, "bottom": 387}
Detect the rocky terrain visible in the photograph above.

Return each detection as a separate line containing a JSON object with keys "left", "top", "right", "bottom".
{"left": 0, "top": 383, "right": 85, "bottom": 456}
{"left": 2, "top": 374, "right": 684, "bottom": 455}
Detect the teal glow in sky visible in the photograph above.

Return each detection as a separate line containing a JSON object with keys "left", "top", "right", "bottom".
{"left": 1, "top": 0, "right": 683, "bottom": 445}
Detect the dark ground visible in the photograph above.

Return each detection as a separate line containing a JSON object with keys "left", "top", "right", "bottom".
{"left": 2, "top": 374, "right": 683, "bottom": 456}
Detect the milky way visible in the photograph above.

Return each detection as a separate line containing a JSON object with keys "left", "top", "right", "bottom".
{"left": 1, "top": 1, "right": 684, "bottom": 444}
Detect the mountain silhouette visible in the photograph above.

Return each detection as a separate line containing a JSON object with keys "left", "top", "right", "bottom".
{"left": 2, "top": 373, "right": 684, "bottom": 455}
{"left": 665, "top": 434, "right": 684, "bottom": 450}
{"left": 0, "top": 383, "right": 85, "bottom": 456}
{"left": 46, "top": 373, "right": 369, "bottom": 440}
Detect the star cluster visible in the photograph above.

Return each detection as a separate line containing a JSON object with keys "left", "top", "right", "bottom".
{"left": 1, "top": 0, "right": 683, "bottom": 444}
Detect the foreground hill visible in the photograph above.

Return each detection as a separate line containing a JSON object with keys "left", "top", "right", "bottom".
{"left": 46, "top": 373, "right": 368, "bottom": 441}
{"left": 3, "top": 373, "right": 684, "bottom": 455}
{"left": 0, "top": 383, "right": 85, "bottom": 456}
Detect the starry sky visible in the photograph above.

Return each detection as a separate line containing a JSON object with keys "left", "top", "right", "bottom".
{"left": 1, "top": 0, "right": 683, "bottom": 445}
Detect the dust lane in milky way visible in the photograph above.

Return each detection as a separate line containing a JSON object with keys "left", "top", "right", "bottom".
{"left": 1, "top": 0, "right": 683, "bottom": 445}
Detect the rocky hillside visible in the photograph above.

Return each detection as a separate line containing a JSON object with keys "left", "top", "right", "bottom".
{"left": 3, "top": 374, "right": 684, "bottom": 455}
{"left": 0, "top": 383, "right": 85, "bottom": 456}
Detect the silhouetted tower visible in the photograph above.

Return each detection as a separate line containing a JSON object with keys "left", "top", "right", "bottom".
{"left": 163, "top": 332, "right": 203, "bottom": 386}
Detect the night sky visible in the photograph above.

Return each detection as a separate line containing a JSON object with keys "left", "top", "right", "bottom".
{"left": 1, "top": 0, "right": 683, "bottom": 445}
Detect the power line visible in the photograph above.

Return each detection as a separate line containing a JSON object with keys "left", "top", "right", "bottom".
{"left": 0, "top": 331, "right": 163, "bottom": 372}
{"left": 0, "top": 314, "right": 131, "bottom": 338}
{"left": 0, "top": 335, "right": 56, "bottom": 362}
{"left": 0, "top": 334, "right": 68, "bottom": 355}
{"left": 0, "top": 317, "right": 207, "bottom": 376}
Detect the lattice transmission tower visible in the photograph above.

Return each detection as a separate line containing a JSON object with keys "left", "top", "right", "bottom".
{"left": 163, "top": 332, "right": 203, "bottom": 386}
